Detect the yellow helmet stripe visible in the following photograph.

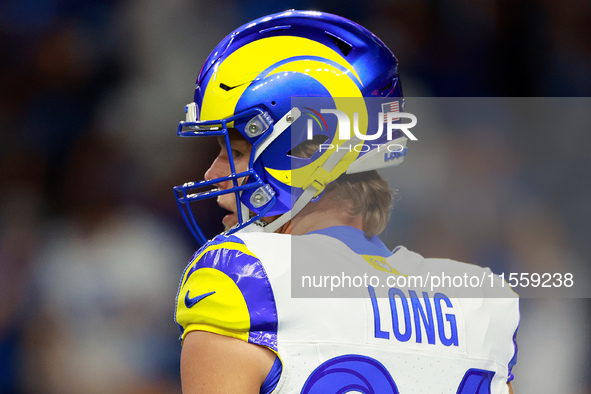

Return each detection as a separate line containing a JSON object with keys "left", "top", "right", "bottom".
{"left": 200, "top": 35, "right": 361, "bottom": 121}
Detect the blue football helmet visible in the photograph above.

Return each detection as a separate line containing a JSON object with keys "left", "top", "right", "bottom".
{"left": 174, "top": 10, "right": 407, "bottom": 244}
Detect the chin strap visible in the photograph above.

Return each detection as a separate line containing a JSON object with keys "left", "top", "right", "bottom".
{"left": 263, "top": 136, "right": 362, "bottom": 234}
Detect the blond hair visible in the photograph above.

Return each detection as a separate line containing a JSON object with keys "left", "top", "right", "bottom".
{"left": 290, "top": 140, "right": 393, "bottom": 236}
{"left": 324, "top": 171, "right": 393, "bottom": 237}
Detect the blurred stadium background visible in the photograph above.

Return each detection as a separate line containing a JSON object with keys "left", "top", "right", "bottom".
{"left": 0, "top": 0, "right": 589, "bottom": 393}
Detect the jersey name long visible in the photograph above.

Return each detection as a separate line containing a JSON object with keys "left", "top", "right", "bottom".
{"left": 175, "top": 229, "right": 519, "bottom": 393}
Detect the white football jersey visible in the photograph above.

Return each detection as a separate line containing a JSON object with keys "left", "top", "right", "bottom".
{"left": 175, "top": 227, "right": 519, "bottom": 393}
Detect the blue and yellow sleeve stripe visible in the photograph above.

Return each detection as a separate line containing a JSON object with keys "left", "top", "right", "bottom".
{"left": 174, "top": 234, "right": 279, "bottom": 352}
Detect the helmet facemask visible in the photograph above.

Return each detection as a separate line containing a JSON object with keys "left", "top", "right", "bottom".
{"left": 175, "top": 104, "right": 301, "bottom": 244}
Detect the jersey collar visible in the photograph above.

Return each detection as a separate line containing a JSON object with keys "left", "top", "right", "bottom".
{"left": 306, "top": 226, "right": 393, "bottom": 257}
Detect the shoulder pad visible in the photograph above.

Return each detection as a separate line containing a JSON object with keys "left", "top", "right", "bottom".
{"left": 175, "top": 234, "right": 278, "bottom": 351}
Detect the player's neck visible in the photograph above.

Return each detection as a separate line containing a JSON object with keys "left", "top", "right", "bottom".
{"left": 288, "top": 198, "right": 364, "bottom": 235}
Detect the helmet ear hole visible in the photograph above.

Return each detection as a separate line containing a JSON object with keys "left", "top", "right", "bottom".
{"left": 271, "top": 101, "right": 276, "bottom": 106}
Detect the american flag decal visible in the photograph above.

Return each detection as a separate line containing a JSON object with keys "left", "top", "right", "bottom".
{"left": 382, "top": 101, "right": 400, "bottom": 122}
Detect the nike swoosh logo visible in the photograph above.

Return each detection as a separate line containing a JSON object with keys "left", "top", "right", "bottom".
{"left": 219, "top": 82, "right": 249, "bottom": 91}
{"left": 184, "top": 290, "right": 216, "bottom": 308}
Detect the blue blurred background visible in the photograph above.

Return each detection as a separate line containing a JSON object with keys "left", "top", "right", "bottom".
{"left": 0, "top": 0, "right": 590, "bottom": 393}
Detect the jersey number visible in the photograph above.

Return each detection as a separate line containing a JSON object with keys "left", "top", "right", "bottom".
{"left": 301, "top": 354, "right": 495, "bottom": 393}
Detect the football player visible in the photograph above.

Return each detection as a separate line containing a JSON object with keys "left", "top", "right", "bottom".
{"left": 173, "top": 10, "right": 519, "bottom": 393}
